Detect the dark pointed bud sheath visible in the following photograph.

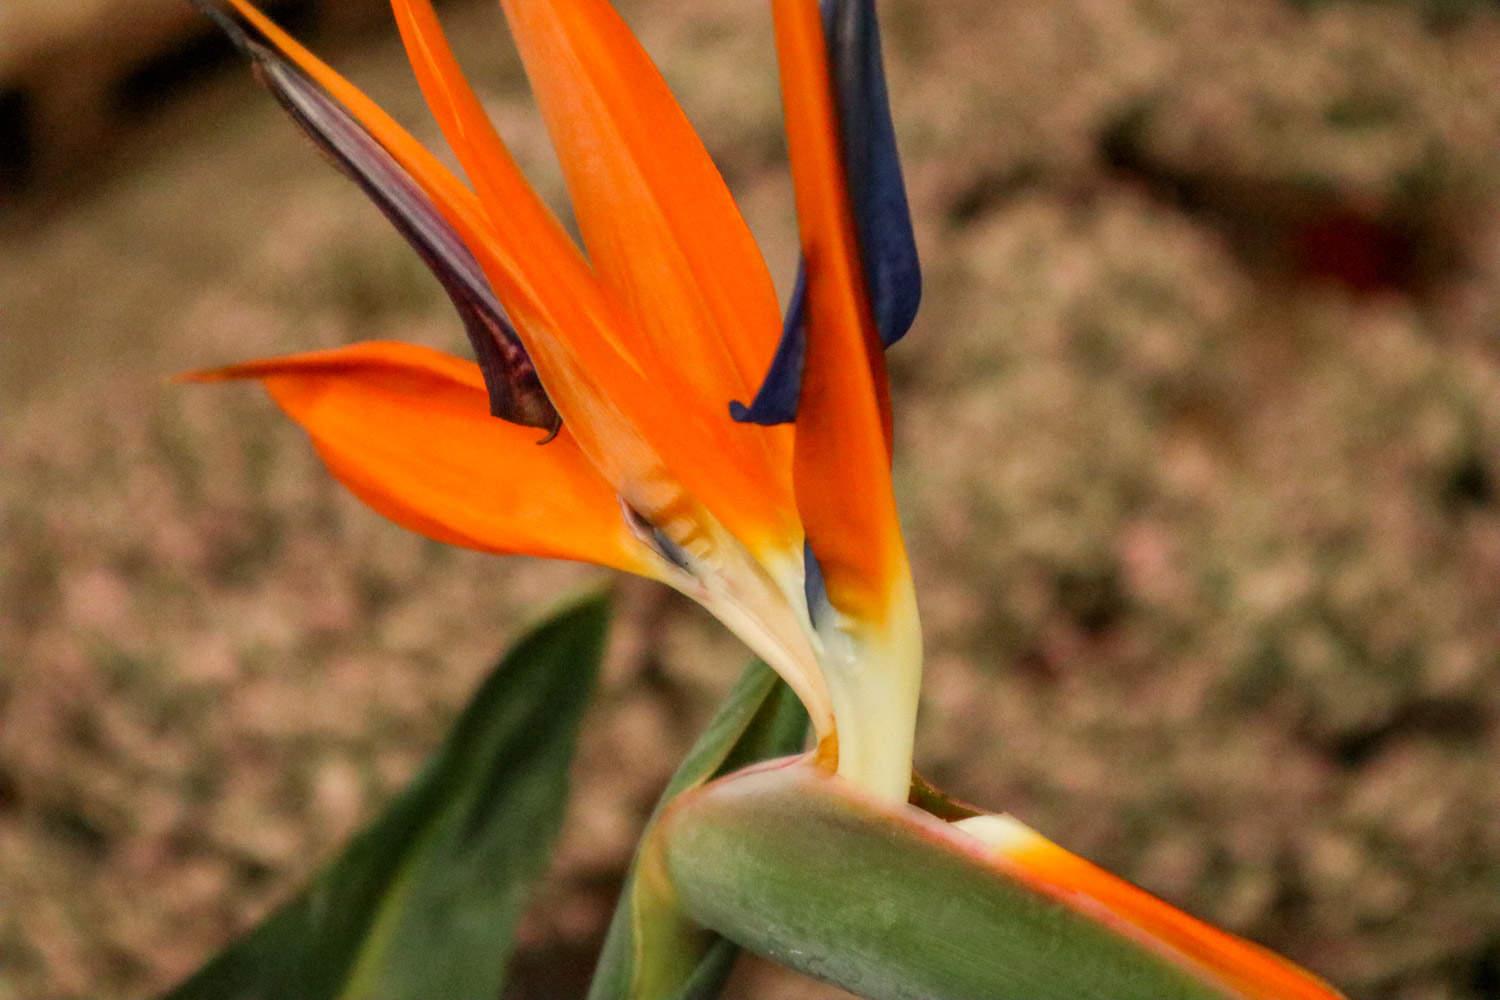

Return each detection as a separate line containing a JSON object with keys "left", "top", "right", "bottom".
{"left": 193, "top": 0, "right": 560, "bottom": 434}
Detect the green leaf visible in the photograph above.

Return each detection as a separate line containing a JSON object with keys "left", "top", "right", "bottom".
{"left": 587, "top": 662, "right": 809, "bottom": 1000}
{"left": 162, "top": 592, "right": 613, "bottom": 1000}
{"left": 659, "top": 761, "right": 1250, "bottom": 1000}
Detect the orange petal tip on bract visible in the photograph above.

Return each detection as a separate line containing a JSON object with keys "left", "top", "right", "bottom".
{"left": 955, "top": 815, "right": 1348, "bottom": 1000}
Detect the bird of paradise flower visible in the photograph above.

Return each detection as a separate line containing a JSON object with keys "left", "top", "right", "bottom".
{"left": 187, "top": 2, "right": 1347, "bottom": 997}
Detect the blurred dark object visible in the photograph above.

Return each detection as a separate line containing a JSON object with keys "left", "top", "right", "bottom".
{"left": 1099, "top": 103, "right": 1460, "bottom": 297}
{"left": 0, "top": 0, "right": 395, "bottom": 199}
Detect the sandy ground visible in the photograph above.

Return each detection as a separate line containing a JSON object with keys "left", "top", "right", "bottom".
{"left": 4, "top": 1, "right": 1500, "bottom": 997}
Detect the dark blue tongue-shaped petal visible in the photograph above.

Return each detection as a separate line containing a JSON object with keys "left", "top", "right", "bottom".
{"left": 732, "top": 0, "right": 921, "bottom": 427}
{"left": 826, "top": 0, "right": 921, "bottom": 347}
{"left": 729, "top": 267, "right": 806, "bottom": 425}
{"left": 195, "top": 1, "right": 560, "bottom": 436}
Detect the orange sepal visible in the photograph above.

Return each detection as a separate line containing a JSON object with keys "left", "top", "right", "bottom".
{"left": 181, "top": 341, "right": 648, "bottom": 573}
{"left": 498, "top": 0, "right": 787, "bottom": 430}
{"left": 985, "top": 820, "right": 1345, "bottom": 1000}
{"left": 772, "top": 0, "right": 905, "bottom": 622}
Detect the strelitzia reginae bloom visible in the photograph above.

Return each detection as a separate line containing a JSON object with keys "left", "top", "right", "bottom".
{"left": 192, "top": 1, "right": 1345, "bottom": 997}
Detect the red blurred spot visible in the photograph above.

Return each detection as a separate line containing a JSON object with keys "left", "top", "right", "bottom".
{"left": 1292, "top": 210, "right": 1417, "bottom": 293}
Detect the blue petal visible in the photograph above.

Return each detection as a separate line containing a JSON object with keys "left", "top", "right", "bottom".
{"left": 196, "top": 1, "right": 560, "bottom": 436}
{"left": 803, "top": 539, "right": 831, "bottom": 628}
{"left": 826, "top": 0, "right": 922, "bottom": 348}
{"left": 728, "top": 265, "right": 806, "bottom": 425}
{"left": 734, "top": 0, "right": 921, "bottom": 426}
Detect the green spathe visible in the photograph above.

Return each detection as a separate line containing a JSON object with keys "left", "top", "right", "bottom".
{"left": 161, "top": 592, "right": 612, "bottom": 1000}
{"left": 659, "top": 760, "right": 1232, "bottom": 1000}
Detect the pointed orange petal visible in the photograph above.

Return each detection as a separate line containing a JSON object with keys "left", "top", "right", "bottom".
{"left": 772, "top": 0, "right": 903, "bottom": 622}
{"left": 961, "top": 816, "right": 1346, "bottom": 1000}
{"left": 389, "top": 0, "right": 801, "bottom": 564}
{"left": 183, "top": 341, "right": 649, "bottom": 573}
{"left": 394, "top": 0, "right": 691, "bottom": 395}
{"left": 387, "top": 0, "right": 623, "bottom": 361}
{"left": 498, "top": 0, "right": 786, "bottom": 427}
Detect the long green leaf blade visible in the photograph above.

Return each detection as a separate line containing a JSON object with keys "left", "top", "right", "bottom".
{"left": 161, "top": 592, "right": 612, "bottom": 1000}
{"left": 587, "top": 662, "right": 808, "bottom": 1000}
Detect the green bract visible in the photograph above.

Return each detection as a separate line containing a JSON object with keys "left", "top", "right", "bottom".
{"left": 658, "top": 761, "right": 1230, "bottom": 1000}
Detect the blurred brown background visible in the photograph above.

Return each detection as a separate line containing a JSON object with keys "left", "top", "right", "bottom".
{"left": 4, "top": 0, "right": 1500, "bottom": 997}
